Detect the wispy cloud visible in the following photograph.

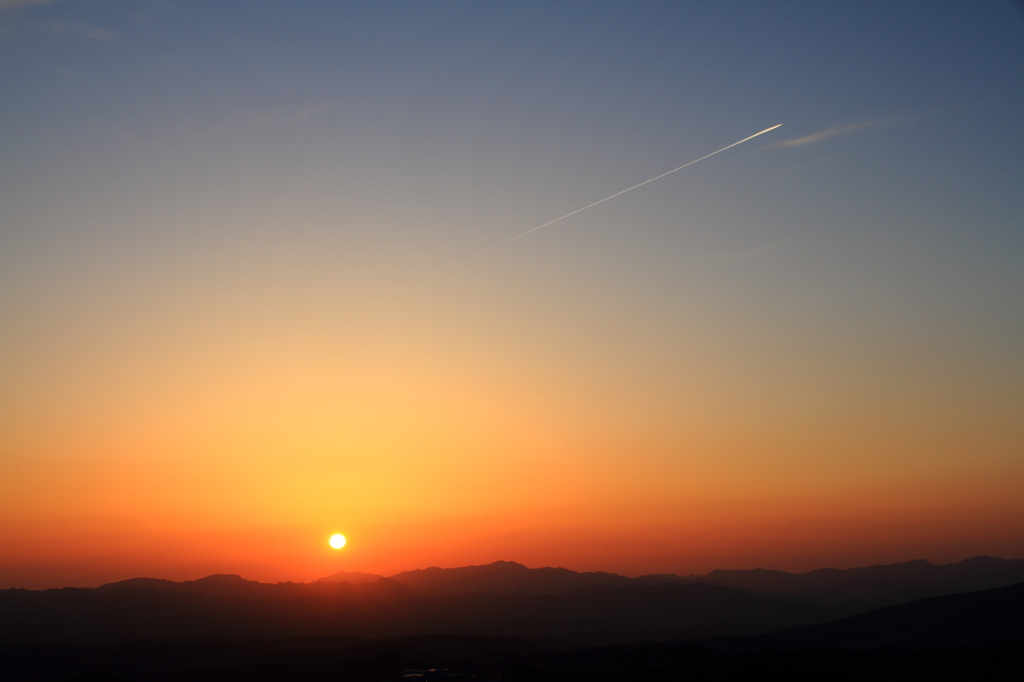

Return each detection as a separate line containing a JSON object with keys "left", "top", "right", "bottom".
{"left": 0, "top": 1, "right": 115, "bottom": 43}
{"left": 241, "top": 110, "right": 281, "bottom": 131}
{"left": 715, "top": 247, "right": 769, "bottom": 263}
{"left": 697, "top": 245, "right": 776, "bottom": 267}
{"left": 191, "top": 102, "right": 338, "bottom": 140}
{"left": 771, "top": 121, "right": 882, "bottom": 149}
{"left": 237, "top": 103, "right": 336, "bottom": 130}
{"left": 0, "top": 0, "right": 66, "bottom": 10}
{"left": 293, "top": 102, "right": 336, "bottom": 124}
{"left": 47, "top": 21, "right": 115, "bottom": 41}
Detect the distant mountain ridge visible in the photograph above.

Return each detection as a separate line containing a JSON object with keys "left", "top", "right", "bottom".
{"left": 314, "top": 570, "right": 383, "bottom": 585}
{"left": 84, "top": 556, "right": 1024, "bottom": 608}
{"left": 0, "top": 579, "right": 834, "bottom": 648}
{"left": 316, "top": 556, "right": 1024, "bottom": 606}
{"left": 1, "top": 555, "right": 1015, "bottom": 649}
{"left": 385, "top": 560, "right": 633, "bottom": 595}
{"left": 678, "top": 555, "right": 1024, "bottom": 595}
{"left": 4, "top": 581, "right": 1024, "bottom": 680}
{"left": 711, "top": 579, "right": 1024, "bottom": 651}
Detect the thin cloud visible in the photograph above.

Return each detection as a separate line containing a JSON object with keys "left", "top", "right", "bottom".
{"left": 0, "top": 2, "right": 115, "bottom": 43}
{"left": 197, "top": 103, "right": 337, "bottom": 138}
{"left": 242, "top": 110, "right": 280, "bottom": 131}
{"left": 698, "top": 245, "right": 776, "bottom": 266}
{"left": 0, "top": 0, "right": 69, "bottom": 10}
{"left": 48, "top": 21, "right": 115, "bottom": 41}
{"left": 0, "top": 0, "right": 63, "bottom": 9}
{"left": 771, "top": 121, "right": 880, "bottom": 148}
{"left": 243, "top": 103, "right": 335, "bottom": 129}
{"left": 293, "top": 102, "right": 336, "bottom": 124}
{"left": 715, "top": 247, "right": 768, "bottom": 263}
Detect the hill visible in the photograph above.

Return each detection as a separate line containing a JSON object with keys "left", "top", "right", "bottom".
{"left": 2, "top": 582, "right": 1022, "bottom": 680}
{"left": 0, "top": 581, "right": 829, "bottom": 648}
{"left": 724, "top": 579, "right": 1024, "bottom": 650}
{"left": 379, "top": 556, "right": 1024, "bottom": 608}
{"left": 3, "top": 556, "right": 1023, "bottom": 650}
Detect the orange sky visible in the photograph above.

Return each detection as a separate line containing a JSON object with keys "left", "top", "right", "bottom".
{"left": 2, "top": 293, "right": 1021, "bottom": 588}
{"left": 2, "top": 2, "right": 1023, "bottom": 589}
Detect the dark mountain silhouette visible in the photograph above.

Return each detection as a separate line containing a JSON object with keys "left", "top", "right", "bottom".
{"left": 77, "top": 556, "right": 1024, "bottom": 609}
{"left": 3, "top": 582, "right": 1023, "bottom": 680}
{"left": 388, "top": 560, "right": 632, "bottom": 595}
{"left": 662, "top": 555, "right": 1024, "bottom": 605}
{"left": 97, "top": 574, "right": 292, "bottom": 598}
{"left": 97, "top": 573, "right": 414, "bottom": 602}
{"left": 374, "top": 556, "right": 1024, "bottom": 608}
{"left": 315, "top": 570, "right": 384, "bottom": 585}
{"left": 0, "top": 580, "right": 831, "bottom": 649}
{"left": 3, "top": 557, "right": 1023, "bottom": 651}
{"left": 716, "top": 579, "right": 1024, "bottom": 651}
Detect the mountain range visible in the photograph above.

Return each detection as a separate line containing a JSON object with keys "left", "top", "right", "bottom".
{"left": 320, "top": 555, "right": 1024, "bottom": 604}
{"left": 3, "top": 556, "right": 1023, "bottom": 650}
{"left": 2, "top": 573, "right": 1023, "bottom": 680}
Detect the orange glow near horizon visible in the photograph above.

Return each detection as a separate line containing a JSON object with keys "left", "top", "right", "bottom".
{"left": 2, "top": 3, "right": 1023, "bottom": 593}
{"left": 1, "top": 313, "right": 1022, "bottom": 589}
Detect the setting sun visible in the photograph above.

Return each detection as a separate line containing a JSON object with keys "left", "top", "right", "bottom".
{"left": 329, "top": 534, "right": 346, "bottom": 549}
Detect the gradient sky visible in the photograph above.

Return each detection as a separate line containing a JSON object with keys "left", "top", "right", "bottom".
{"left": 2, "top": 1, "right": 1023, "bottom": 589}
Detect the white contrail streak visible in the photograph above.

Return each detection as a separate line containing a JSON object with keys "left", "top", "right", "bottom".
{"left": 479, "top": 124, "right": 783, "bottom": 253}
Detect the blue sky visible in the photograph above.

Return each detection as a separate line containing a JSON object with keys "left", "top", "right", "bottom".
{"left": 1, "top": 1, "right": 1023, "bottom": 585}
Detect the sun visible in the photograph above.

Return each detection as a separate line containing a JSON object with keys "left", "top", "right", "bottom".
{"left": 329, "top": 534, "right": 346, "bottom": 549}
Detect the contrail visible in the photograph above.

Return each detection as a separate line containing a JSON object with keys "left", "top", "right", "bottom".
{"left": 479, "top": 124, "right": 783, "bottom": 253}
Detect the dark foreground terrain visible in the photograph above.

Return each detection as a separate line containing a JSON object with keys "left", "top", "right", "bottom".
{"left": 5, "top": 556, "right": 1024, "bottom": 648}
{"left": 2, "top": 580, "right": 1023, "bottom": 680}
{"left": 3, "top": 634, "right": 1023, "bottom": 681}
{"left": 3, "top": 558, "right": 1023, "bottom": 680}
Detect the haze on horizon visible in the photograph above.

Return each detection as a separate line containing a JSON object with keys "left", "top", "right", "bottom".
{"left": 1, "top": 1, "right": 1022, "bottom": 590}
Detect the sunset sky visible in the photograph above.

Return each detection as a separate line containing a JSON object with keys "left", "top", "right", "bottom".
{"left": 2, "top": 1, "right": 1022, "bottom": 589}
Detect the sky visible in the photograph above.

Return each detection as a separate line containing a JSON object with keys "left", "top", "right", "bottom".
{"left": 1, "top": 1, "right": 1022, "bottom": 589}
